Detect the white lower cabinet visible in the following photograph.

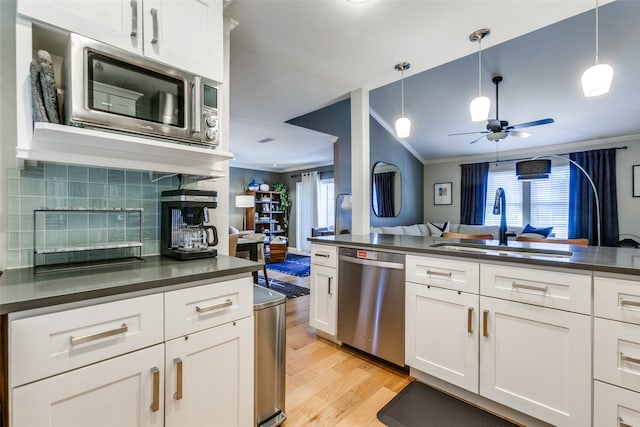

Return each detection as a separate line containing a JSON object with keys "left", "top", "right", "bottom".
{"left": 309, "top": 261, "right": 337, "bottom": 335}
{"left": 479, "top": 296, "right": 591, "bottom": 427}
{"left": 165, "top": 317, "right": 253, "bottom": 427}
{"left": 9, "top": 277, "right": 254, "bottom": 427}
{"left": 12, "top": 344, "right": 165, "bottom": 427}
{"left": 405, "top": 283, "right": 479, "bottom": 393}
{"left": 594, "top": 380, "right": 640, "bottom": 427}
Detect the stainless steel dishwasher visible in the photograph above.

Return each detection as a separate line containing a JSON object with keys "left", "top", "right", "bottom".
{"left": 337, "top": 247, "right": 406, "bottom": 367}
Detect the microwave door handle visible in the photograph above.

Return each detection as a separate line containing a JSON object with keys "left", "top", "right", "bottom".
{"left": 130, "top": 0, "right": 138, "bottom": 37}
{"left": 192, "top": 77, "right": 201, "bottom": 133}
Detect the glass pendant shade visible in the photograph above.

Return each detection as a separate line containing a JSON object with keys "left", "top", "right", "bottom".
{"left": 581, "top": 63, "right": 613, "bottom": 97}
{"left": 469, "top": 95, "right": 491, "bottom": 122}
{"left": 395, "top": 116, "right": 411, "bottom": 139}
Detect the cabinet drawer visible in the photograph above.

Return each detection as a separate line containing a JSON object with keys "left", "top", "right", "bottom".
{"left": 310, "top": 244, "right": 337, "bottom": 268}
{"left": 10, "top": 293, "right": 164, "bottom": 387}
{"left": 594, "top": 317, "right": 640, "bottom": 393}
{"left": 406, "top": 255, "right": 479, "bottom": 293}
{"left": 480, "top": 263, "right": 591, "bottom": 314}
{"left": 594, "top": 380, "right": 640, "bottom": 427}
{"left": 164, "top": 277, "right": 252, "bottom": 340}
{"left": 595, "top": 276, "right": 640, "bottom": 325}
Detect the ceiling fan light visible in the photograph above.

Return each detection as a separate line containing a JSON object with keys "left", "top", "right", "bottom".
{"left": 470, "top": 96, "right": 491, "bottom": 122}
{"left": 395, "top": 116, "right": 411, "bottom": 139}
{"left": 582, "top": 63, "right": 613, "bottom": 97}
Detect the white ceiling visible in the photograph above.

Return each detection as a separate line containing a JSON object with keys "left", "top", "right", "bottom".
{"left": 224, "top": 0, "right": 633, "bottom": 172}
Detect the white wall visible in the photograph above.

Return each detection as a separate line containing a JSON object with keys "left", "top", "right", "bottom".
{"left": 423, "top": 136, "right": 640, "bottom": 240}
{"left": 1, "top": 0, "right": 17, "bottom": 269}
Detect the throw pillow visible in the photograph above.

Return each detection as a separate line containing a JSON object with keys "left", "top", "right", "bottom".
{"left": 521, "top": 224, "right": 553, "bottom": 238}
{"left": 427, "top": 221, "right": 450, "bottom": 237}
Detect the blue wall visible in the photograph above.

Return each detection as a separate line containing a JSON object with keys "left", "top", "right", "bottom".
{"left": 288, "top": 98, "right": 424, "bottom": 229}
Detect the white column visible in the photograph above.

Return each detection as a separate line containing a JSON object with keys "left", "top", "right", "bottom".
{"left": 350, "top": 88, "right": 370, "bottom": 235}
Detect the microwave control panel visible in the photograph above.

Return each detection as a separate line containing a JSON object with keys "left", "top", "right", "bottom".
{"left": 202, "top": 107, "right": 219, "bottom": 147}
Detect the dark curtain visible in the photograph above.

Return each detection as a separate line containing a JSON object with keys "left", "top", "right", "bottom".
{"left": 569, "top": 148, "right": 619, "bottom": 246}
{"left": 374, "top": 172, "right": 395, "bottom": 217}
{"left": 460, "top": 162, "right": 489, "bottom": 225}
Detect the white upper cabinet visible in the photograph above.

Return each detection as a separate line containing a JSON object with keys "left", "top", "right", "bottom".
{"left": 17, "top": 0, "right": 223, "bottom": 82}
{"left": 142, "top": 0, "right": 223, "bottom": 82}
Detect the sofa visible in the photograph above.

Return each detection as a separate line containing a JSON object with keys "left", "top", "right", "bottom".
{"left": 370, "top": 222, "right": 525, "bottom": 239}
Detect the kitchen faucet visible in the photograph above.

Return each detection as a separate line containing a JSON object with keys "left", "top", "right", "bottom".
{"left": 493, "top": 187, "right": 508, "bottom": 246}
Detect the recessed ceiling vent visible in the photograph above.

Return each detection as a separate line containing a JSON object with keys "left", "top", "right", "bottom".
{"left": 257, "top": 137, "right": 275, "bottom": 144}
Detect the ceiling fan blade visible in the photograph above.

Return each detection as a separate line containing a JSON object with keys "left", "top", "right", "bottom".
{"left": 507, "top": 118, "right": 554, "bottom": 130}
{"left": 449, "top": 131, "right": 489, "bottom": 136}
{"left": 509, "top": 130, "right": 531, "bottom": 138}
{"left": 469, "top": 135, "right": 488, "bottom": 144}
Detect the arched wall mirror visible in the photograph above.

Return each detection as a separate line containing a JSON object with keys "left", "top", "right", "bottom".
{"left": 372, "top": 161, "right": 401, "bottom": 217}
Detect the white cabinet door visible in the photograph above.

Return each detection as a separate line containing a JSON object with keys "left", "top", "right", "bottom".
{"left": 479, "top": 296, "right": 591, "bottom": 427}
{"left": 12, "top": 344, "right": 164, "bottom": 427}
{"left": 142, "top": 0, "right": 223, "bottom": 81}
{"left": 405, "top": 283, "right": 479, "bottom": 393}
{"left": 309, "top": 264, "right": 337, "bottom": 335}
{"left": 18, "top": 0, "right": 143, "bottom": 54}
{"left": 165, "top": 317, "right": 253, "bottom": 427}
{"left": 594, "top": 380, "right": 640, "bottom": 427}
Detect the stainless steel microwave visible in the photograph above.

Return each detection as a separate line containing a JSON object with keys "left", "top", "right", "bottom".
{"left": 65, "top": 33, "right": 220, "bottom": 148}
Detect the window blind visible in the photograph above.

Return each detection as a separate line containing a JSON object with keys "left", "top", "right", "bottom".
{"left": 484, "top": 167, "right": 523, "bottom": 227}
{"left": 530, "top": 164, "right": 569, "bottom": 238}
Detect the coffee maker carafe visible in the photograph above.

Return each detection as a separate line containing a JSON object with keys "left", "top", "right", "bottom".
{"left": 161, "top": 189, "right": 219, "bottom": 260}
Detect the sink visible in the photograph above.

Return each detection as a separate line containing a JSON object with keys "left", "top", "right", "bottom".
{"left": 430, "top": 242, "right": 573, "bottom": 259}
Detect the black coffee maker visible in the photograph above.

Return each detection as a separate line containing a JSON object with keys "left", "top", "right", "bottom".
{"left": 161, "top": 189, "right": 219, "bottom": 260}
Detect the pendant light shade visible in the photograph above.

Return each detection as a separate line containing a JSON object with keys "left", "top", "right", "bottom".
{"left": 469, "top": 95, "right": 491, "bottom": 122}
{"left": 395, "top": 116, "right": 411, "bottom": 139}
{"left": 582, "top": 63, "right": 613, "bottom": 97}
{"left": 469, "top": 29, "right": 490, "bottom": 122}
{"left": 582, "top": 0, "right": 613, "bottom": 97}
{"left": 394, "top": 62, "right": 411, "bottom": 139}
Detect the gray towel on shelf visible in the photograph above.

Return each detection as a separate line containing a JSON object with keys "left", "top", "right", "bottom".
{"left": 30, "top": 59, "right": 48, "bottom": 123}
{"left": 37, "top": 49, "right": 60, "bottom": 124}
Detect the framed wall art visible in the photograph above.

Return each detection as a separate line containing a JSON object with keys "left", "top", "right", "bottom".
{"left": 434, "top": 182, "right": 452, "bottom": 205}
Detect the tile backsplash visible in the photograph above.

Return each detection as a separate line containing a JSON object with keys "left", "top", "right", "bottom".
{"left": 6, "top": 164, "right": 179, "bottom": 268}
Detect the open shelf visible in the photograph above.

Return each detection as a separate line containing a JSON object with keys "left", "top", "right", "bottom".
{"left": 18, "top": 123, "right": 233, "bottom": 177}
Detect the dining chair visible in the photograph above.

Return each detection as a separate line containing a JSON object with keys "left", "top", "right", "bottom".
{"left": 228, "top": 233, "right": 239, "bottom": 257}
{"left": 235, "top": 233, "right": 270, "bottom": 287}
{"left": 515, "top": 236, "right": 589, "bottom": 246}
{"left": 442, "top": 232, "right": 495, "bottom": 240}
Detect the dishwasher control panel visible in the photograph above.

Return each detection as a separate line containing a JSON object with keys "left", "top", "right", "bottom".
{"left": 356, "top": 250, "right": 378, "bottom": 260}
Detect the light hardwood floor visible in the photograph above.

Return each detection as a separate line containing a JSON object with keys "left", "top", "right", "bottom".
{"left": 282, "top": 295, "right": 412, "bottom": 426}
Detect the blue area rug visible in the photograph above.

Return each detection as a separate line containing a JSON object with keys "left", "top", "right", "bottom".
{"left": 266, "top": 254, "right": 310, "bottom": 277}
{"left": 257, "top": 275, "right": 310, "bottom": 299}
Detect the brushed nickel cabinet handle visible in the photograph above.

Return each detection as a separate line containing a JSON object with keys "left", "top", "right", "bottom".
{"left": 196, "top": 299, "right": 233, "bottom": 314}
{"left": 150, "top": 367, "right": 160, "bottom": 412}
{"left": 174, "top": 358, "right": 183, "bottom": 400}
{"left": 620, "top": 299, "right": 640, "bottom": 308}
{"left": 620, "top": 352, "right": 640, "bottom": 365}
{"left": 130, "top": 0, "right": 138, "bottom": 37}
{"left": 426, "top": 269, "right": 452, "bottom": 278}
{"left": 512, "top": 282, "right": 548, "bottom": 294}
{"left": 150, "top": 8, "right": 159, "bottom": 44}
{"left": 70, "top": 323, "right": 128, "bottom": 346}
{"left": 467, "top": 307, "right": 474, "bottom": 334}
{"left": 314, "top": 252, "right": 330, "bottom": 258}
{"left": 483, "top": 310, "right": 489, "bottom": 337}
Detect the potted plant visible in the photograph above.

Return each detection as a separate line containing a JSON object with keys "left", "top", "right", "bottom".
{"left": 272, "top": 183, "right": 290, "bottom": 239}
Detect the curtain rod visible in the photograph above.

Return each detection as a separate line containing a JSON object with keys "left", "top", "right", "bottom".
{"left": 462, "top": 146, "right": 628, "bottom": 166}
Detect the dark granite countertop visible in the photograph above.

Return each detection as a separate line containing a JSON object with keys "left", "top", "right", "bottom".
{"left": 0, "top": 255, "right": 262, "bottom": 314}
{"left": 309, "top": 234, "right": 640, "bottom": 277}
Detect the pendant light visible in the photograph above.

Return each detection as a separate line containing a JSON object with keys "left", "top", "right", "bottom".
{"left": 582, "top": 0, "right": 613, "bottom": 96}
{"left": 394, "top": 62, "right": 411, "bottom": 139}
{"left": 469, "top": 28, "right": 491, "bottom": 122}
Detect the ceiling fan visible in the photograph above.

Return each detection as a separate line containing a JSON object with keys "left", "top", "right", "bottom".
{"left": 449, "top": 75, "right": 554, "bottom": 144}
